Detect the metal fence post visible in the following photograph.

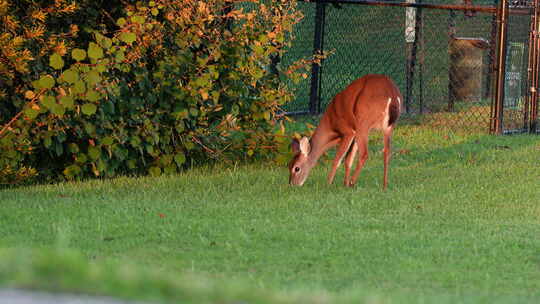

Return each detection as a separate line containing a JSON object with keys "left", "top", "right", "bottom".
{"left": 529, "top": 0, "right": 540, "bottom": 133}
{"left": 405, "top": 0, "right": 422, "bottom": 114}
{"left": 490, "top": 0, "right": 509, "bottom": 134}
{"left": 309, "top": 1, "right": 326, "bottom": 115}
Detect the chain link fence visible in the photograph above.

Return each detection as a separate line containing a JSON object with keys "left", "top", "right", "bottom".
{"left": 278, "top": 0, "right": 539, "bottom": 134}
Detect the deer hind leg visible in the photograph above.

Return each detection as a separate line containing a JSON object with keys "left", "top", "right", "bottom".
{"left": 382, "top": 126, "right": 393, "bottom": 190}
{"left": 327, "top": 135, "right": 355, "bottom": 185}
{"left": 349, "top": 134, "right": 369, "bottom": 186}
{"left": 343, "top": 141, "right": 358, "bottom": 187}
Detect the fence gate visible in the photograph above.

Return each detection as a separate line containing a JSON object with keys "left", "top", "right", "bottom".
{"left": 281, "top": 0, "right": 540, "bottom": 134}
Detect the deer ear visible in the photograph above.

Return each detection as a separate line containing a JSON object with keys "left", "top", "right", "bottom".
{"left": 291, "top": 138, "right": 301, "bottom": 154}
{"left": 299, "top": 137, "right": 311, "bottom": 156}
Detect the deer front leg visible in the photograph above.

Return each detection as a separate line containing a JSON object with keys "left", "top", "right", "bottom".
{"left": 327, "top": 135, "right": 355, "bottom": 185}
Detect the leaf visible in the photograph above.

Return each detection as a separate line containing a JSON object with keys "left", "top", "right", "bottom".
{"left": 75, "top": 153, "right": 87, "bottom": 163}
{"left": 115, "top": 50, "right": 125, "bottom": 62}
{"left": 174, "top": 153, "right": 186, "bottom": 166}
{"left": 164, "top": 165, "right": 176, "bottom": 175}
{"left": 88, "top": 146, "right": 101, "bottom": 160}
{"left": 119, "top": 32, "right": 136, "bottom": 44}
{"left": 24, "top": 90, "right": 35, "bottom": 99}
{"left": 184, "top": 141, "right": 195, "bottom": 150}
{"left": 116, "top": 17, "right": 126, "bottom": 26}
{"left": 252, "top": 45, "right": 264, "bottom": 56}
{"left": 49, "top": 53, "right": 64, "bottom": 70}
{"left": 101, "top": 136, "right": 114, "bottom": 146}
{"left": 73, "top": 80, "right": 86, "bottom": 94}
{"left": 38, "top": 75, "right": 55, "bottom": 89}
{"left": 60, "top": 95, "right": 74, "bottom": 109}
{"left": 149, "top": 166, "right": 161, "bottom": 176}
{"left": 175, "top": 121, "right": 185, "bottom": 133}
{"left": 86, "top": 70, "right": 101, "bottom": 86}
{"left": 98, "top": 36, "right": 112, "bottom": 49}
{"left": 68, "top": 143, "right": 79, "bottom": 153}
{"left": 151, "top": 8, "right": 159, "bottom": 16}
{"left": 24, "top": 108, "right": 39, "bottom": 120}
{"left": 50, "top": 104, "right": 66, "bottom": 117}
{"left": 61, "top": 69, "right": 79, "bottom": 84}
{"left": 86, "top": 90, "right": 101, "bottom": 102}
{"left": 132, "top": 15, "right": 145, "bottom": 24}
{"left": 72, "top": 48, "right": 87, "bottom": 61}
{"left": 41, "top": 95, "right": 56, "bottom": 110}
{"left": 88, "top": 42, "right": 104, "bottom": 60}
{"left": 63, "top": 164, "right": 82, "bottom": 178}
{"left": 96, "top": 64, "right": 107, "bottom": 73}
{"left": 81, "top": 103, "right": 97, "bottom": 115}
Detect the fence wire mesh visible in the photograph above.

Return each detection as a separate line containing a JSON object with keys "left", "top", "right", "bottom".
{"left": 279, "top": 1, "right": 316, "bottom": 113}
{"left": 277, "top": 0, "right": 538, "bottom": 134}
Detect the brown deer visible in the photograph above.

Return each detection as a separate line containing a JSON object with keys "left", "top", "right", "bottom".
{"left": 288, "top": 74, "right": 402, "bottom": 189}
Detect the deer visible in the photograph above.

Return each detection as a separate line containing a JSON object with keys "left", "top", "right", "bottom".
{"left": 288, "top": 74, "right": 402, "bottom": 189}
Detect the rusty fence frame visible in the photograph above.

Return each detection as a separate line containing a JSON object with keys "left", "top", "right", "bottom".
{"left": 292, "top": 0, "right": 540, "bottom": 134}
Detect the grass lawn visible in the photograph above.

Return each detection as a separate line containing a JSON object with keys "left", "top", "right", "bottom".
{"left": 1, "top": 123, "right": 540, "bottom": 303}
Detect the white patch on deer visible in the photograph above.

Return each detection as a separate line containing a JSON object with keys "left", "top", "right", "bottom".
{"left": 336, "top": 137, "right": 355, "bottom": 167}
{"left": 381, "top": 97, "right": 392, "bottom": 130}
{"left": 345, "top": 142, "right": 358, "bottom": 169}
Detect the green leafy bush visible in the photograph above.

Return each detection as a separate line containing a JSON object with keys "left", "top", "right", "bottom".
{"left": 0, "top": 0, "right": 307, "bottom": 184}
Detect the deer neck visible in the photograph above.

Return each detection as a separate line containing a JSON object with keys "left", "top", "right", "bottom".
{"left": 307, "top": 123, "right": 336, "bottom": 167}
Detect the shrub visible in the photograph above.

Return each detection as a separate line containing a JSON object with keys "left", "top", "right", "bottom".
{"left": 0, "top": 0, "right": 308, "bottom": 184}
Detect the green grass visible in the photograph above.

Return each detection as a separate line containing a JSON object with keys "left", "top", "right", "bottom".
{"left": 1, "top": 125, "right": 540, "bottom": 303}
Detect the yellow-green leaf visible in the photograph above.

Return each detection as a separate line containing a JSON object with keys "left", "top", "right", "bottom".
{"left": 88, "top": 42, "right": 104, "bottom": 60}
{"left": 73, "top": 80, "right": 86, "bottom": 94}
{"left": 81, "top": 103, "right": 97, "bottom": 115}
{"left": 76, "top": 153, "right": 87, "bottom": 163}
{"left": 68, "top": 143, "right": 79, "bottom": 153}
{"left": 88, "top": 146, "right": 101, "bottom": 160}
{"left": 72, "top": 48, "right": 87, "bottom": 61}
{"left": 60, "top": 95, "right": 74, "bottom": 109}
{"left": 86, "top": 70, "right": 101, "bottom": 86}
{"left": 50, "top": 104, "right": 66, "bottom": 116}
{"left": 41, "top": 95, "right": 56, "bottom": 109}
{"left": 115, "top": 50, "right": 125, "bottom": 62}
{"left": 116, "top": 17, "right": 127, "bottom": 26}
{"left": 49, "top": 53, "right": 64, "bottom": 70}
{"left": 38, "top": 75, "right": 55, "bottom": 89}
{"left": 149, "top": 166, "right": 161, "bottom": 176}
{"left": 61, "top": 69, "right": 79, "bottom": 84}
{"left": 252, "top": 45, "right": 264, "bottom": 56}
{"left": 24, "top": 108, "right": 39, "bottom": 120}
{"left": 63, "top": 164, "right": 82, "bottom": 177}
{"left": 101, "top": 136, "right": 114, "bottom": 146}
{"left": 119, "top": 32, "right": 136, "bottom": 44}
{"left": 132, "top": 15, "right": 145, "bottom": 24}
{"left": 174, "top": 153, "right": 186, "bottom": 166}
{"left": 86, "top": 90, "right": 101, "bottom": 102}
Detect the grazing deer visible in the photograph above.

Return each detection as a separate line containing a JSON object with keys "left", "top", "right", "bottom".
{"left": 288, "top": 74, "right": 402, "bottom": 189}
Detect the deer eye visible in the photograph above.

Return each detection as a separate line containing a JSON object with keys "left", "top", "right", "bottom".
{"left": 294, "top": 167, "right": 300, "bottom": 173}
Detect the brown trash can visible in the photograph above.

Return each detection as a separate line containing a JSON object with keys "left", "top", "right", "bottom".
{"left": 448, "top": 37, "right": 490, "bottom": 111}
